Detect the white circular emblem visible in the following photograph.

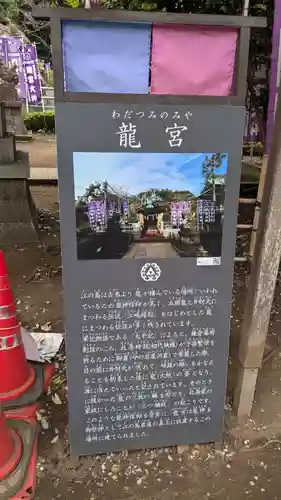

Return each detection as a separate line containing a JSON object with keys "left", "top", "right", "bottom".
{"left": 8, "top": 41, "right": 17, "bottom": 52}
{"left": 140, "top": 263, "right": 161, "bottom": 282}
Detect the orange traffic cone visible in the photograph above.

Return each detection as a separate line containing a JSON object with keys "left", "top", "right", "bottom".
{"left": 0, "top": 403, "right": 38, "bottom": 499}
{"left": 0, "top": 298, "right": 36, "bottom": 401}
{"left": 0, "top": 403, "right": 22, "bottom": 480}
{"left": 0, "top": 251, "right": 15, "bottom": 314}
{"left": 0, "top": 250, "right": 55, "bottom": 411}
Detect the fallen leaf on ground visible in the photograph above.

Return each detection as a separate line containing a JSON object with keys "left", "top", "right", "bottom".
{"left": 41, "top": 417, "right": 50, "bottom": 430}
{"left": 52, "top": 393, "right": 62, "bottom": 405}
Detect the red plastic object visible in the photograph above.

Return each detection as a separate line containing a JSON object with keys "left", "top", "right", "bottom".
{"left": 0, "top": 403, "right": 38, "bottom": 499}
{"left": 0, "top": 250, "right": 15, "bottom": 313}
{"left": 0, "top": 251, "right": 56, "bottom": 414}
{"left": 0, "top": 404, "right": 22, "bottom": 481}
{"left": 4, "top": 362, "right": 56, "bottom": 420}
{"left": 0, "top": 252, "right": 36, "bottom": 403}
{"left": 0, "top": 319, "right": 36, "bottom": 401}
{"left": 10, "top": 436, "right": 38, "bottom": 500}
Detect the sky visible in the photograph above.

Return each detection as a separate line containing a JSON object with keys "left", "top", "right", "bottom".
{"left": 73, "top": 152, "right": 228, "bottom": 200}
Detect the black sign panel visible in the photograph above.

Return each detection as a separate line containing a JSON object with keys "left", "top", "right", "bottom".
{"left": 55, "top": 102, "right": 245, "bottom": 455}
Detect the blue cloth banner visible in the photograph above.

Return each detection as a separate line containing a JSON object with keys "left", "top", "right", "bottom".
{"left": 62, "top": 20, "right": 151, "bottom": 94}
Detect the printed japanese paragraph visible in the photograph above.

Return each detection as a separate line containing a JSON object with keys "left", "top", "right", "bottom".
{"left": 73, "top": 152, "right": 228, "bottom": 260}
{"left": 81, "top": 285, "right": 218, "bottom": 449}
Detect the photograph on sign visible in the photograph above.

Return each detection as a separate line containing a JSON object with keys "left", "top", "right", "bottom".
{"left": 73, "top": 152, "right": 227, "bottom": 260}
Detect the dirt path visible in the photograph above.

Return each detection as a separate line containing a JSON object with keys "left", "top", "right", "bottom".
{"left": 2, "top": 184, "right": 281, "bottom": 500}
{"left": 124, "top": 242, "right": 180, "bottom": 259}
{"left": 17, "top": 135, "right": 57, "bottom": 170}
{"left": 35, "top": 440, "right": 281, "bottom": 500}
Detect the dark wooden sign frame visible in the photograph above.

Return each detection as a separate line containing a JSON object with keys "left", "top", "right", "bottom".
{"left": 33, "top": 7, "right": 266, "bottom": 106}
{"left": 31, "top": 7, "right": 266, "bottom": 456}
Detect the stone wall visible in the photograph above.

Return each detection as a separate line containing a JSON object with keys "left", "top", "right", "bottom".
{"left": 0, "top": 95, "right": 37, "bottom": 245}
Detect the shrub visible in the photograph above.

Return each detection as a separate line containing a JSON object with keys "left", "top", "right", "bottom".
{"left": 24, "top": 110, "right": 55, "bottom": 133}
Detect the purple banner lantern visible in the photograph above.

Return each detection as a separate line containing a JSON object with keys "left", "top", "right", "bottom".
{"left": 202, "top": 200, "right": 216, "bottom": 224}
{"left": 177, "top": 203, "right": 183, "bottom": 225}
{"left": 196, "top": 200, "right": 204, "bottom": 231}
{"left": 6, "top": 38, "right": 26, "bottom": 99}
{"left": 97, "top": 200, "right": 106, "bottom": 226}
{"left": 196, "top": 200, "right": 216, "bottom": 230}
{"left": 95, "top": 201, "right": 102, "bottom": 225}
{"left": 170, "top": 202, "right": 179, "bottom": 227}
{"left": 23, "top": 44, "right": 42, "bottom": 105}
{"left": 123, "top": 200, "right": 129, "bottom": 221}
{"left": 171, "top": 207, "right": 177, "bottom": 226}
{"left": 88, "top": 201, "right": 97, "bottom": 226}
{"left": 170, "top": 201, "right": 193, "bottom": 227}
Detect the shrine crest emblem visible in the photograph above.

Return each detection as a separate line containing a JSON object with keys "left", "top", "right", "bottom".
{"left": 140, "top": 263, "right": 161, "bottom": 282}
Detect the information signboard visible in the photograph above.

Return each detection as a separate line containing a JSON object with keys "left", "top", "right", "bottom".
{"left": 31, "top": 6, "right": 265, "bottom": 456}
{"left": 56, "top": 102, "right": 245, "bottom": 455}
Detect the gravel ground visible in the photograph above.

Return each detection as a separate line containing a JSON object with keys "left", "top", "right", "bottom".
{"left": 3, "top": 184, "right": 281, "bottom": 500}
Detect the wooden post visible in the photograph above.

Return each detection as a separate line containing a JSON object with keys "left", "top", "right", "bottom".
{"left": 234, "top": 92, "right": 281, "bottom": 418}
{"left": 248, "top": 154, "right": 268, "bottom": 260}
{"left": 0, "top": 102, "right": 6, "bottom": 138}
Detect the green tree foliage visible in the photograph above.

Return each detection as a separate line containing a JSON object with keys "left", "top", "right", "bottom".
{"left": 0, "top": 0, "right": 54, "bottom": 60}
{"left": 0, "top": 0, "right": 272, "bottom": 60}
{"left": 0, "top": 0, "right": 273, "bottom": 140}
{"left": 0, "top": 0, "right": 19, "bottom": 19}
{"left": 201, "top": 153, "right": 226, "bottom": 186}
{"left": 83, "top": 182, "right": 106, "bottom": 200}
{"left": 201, "top": 153, "right": 226, "bottom": 201}
{"left": 0, "top": 0, "right": 272, "bottom": 20}
{"left": 133, "top": 189, "right": 194, "bottom": 204}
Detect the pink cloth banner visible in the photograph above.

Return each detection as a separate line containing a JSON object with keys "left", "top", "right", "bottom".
{"left": 151, "top": 25, "right": 238, "bottom": 96}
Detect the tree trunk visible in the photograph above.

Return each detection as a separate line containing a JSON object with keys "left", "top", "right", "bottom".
{"left": 247, "top": 75, "right": 265, "bottom": 144}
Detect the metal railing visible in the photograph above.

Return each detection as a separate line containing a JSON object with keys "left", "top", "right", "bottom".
{"left": 25, "top": 86, "right": 55, "bottom": 113}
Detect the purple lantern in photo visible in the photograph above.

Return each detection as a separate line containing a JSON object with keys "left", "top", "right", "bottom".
{"left": 202, "top": 200, "right": 216, "bottom": 224}
{"left": 123, "top": 200, "right": 129, "bottom": 221}
{"left": 88, "top": 201, "right": 97, "bottom": 226}
{"left": 99, "top": 201, "right": 106, "bottom": 226}
{"left": 170, "top": 202, "right": 178, "bottom": 227}
{"left": 95, "top": 201, "right": 102, "bottom": 225}
{"left": 196, "top": 199, "right": 204, "bottom": 231}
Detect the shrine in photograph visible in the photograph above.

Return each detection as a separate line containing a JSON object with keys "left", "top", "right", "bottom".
{"left": 74, "top": 152, "right": 226, "bottom": 260}
{"left": 33, "top": 6, "right": 265, "bottom": 456}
